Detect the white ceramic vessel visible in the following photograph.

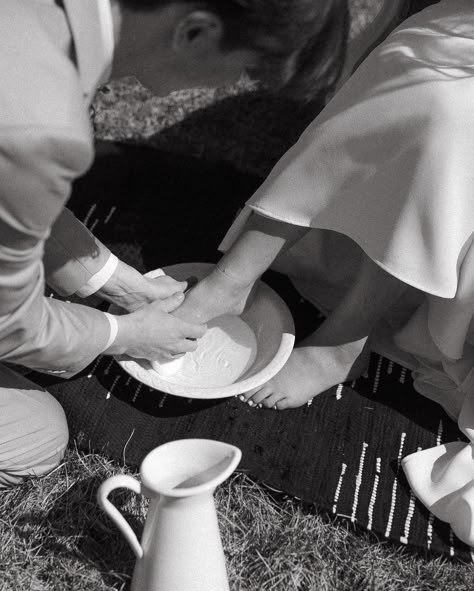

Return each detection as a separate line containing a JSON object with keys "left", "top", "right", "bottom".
{"left": 109, "top": 262, "right": 295, "bottom": 399}
{"left": 97, "top": 439, "right": 242, "bottom": 591}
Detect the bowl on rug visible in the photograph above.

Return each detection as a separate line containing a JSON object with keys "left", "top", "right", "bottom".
{"left": 109, "top": 262, "right": 295, "bottom": 399}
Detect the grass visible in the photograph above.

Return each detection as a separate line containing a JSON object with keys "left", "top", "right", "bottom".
{"left": 1, "top": 447, "right": 473, "bottom": 591}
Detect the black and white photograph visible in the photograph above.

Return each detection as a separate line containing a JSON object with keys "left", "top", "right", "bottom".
{"left": 1, "top": 1, "right": 473, "bottom": 589}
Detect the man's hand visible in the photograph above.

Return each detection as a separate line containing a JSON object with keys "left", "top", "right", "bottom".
{"left": 104, "top": 297, "right": 207, "bottom": 361}
{"left": 97, "top": 260, "right": 187, "bottom": 313}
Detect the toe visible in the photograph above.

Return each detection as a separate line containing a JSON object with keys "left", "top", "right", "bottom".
{"left": 238, "top": 388, "right": 261, "bottom": 406}
{"left": 274, "top": 397, "right": 293, "bottom": 410}
{"left": 247, "top": 386, "right": 274, "bottom": 406}
{"left": 261, "top": 391, "right": 286, "bottom": 409}
{"left": 237, "top": 388, "right": 264, "bottom": 407}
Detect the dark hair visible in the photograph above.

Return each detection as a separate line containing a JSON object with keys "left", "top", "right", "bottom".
{"left": 118, "top": 0, "right": 349, "bottom": 103}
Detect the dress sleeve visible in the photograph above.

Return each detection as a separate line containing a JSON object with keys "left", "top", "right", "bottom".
{"left": 233, "top": 0, "right": 474, "bottom": 300}
{"left": 0, "top": 126, "right": 111, "bottom": 377}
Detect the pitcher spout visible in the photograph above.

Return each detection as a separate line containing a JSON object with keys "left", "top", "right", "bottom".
{"left": 141, "top": 438, "right": 242, "bottom": 497}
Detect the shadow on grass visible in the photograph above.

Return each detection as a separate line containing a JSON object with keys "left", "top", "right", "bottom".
{"left": 17, "top": 474, "right": 144, "bottom": 590}
{"left": 144, "top": 91, "right": 323, "bottom": 178}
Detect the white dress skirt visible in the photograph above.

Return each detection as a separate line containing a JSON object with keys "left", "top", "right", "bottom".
{"left": 220, "top": 0, "right": 474, "bottom": 546}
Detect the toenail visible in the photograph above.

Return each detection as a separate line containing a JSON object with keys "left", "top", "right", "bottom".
{"left": 257, "top": 403, "right": 263, "bottom": 409}
{"left": 248, "top": 400, "right": 254, "bottom": 407}
{"left": 239, "top": 395, "right": 245, "bottom": 401}
{"left": 272, "top": 405, "right": 277, "bottom": 410}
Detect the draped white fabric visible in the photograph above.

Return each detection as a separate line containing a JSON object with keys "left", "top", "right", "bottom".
{"left": 220, "top": 0, "right": 474, "bottom": 546}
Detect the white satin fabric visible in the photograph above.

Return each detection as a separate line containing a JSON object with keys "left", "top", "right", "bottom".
{"left": 220, "top": 0, "right": 474, "bottom": 546}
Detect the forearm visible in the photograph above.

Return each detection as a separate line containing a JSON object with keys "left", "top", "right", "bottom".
{"left": 0, "top": 126, "right": 110, "bottom": 375}
{"left": 0, "top": 287, "right": 111, "bottom": 376}
{"left": 216, "top": 213, "right": 309, "bottom": 286}
{"left": 44, "top": 207, "right": 112, "bottom": 296}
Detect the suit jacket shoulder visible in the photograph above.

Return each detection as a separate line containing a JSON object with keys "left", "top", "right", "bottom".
{"left": 0, "top": 0, "right": 92, "bottom": 142}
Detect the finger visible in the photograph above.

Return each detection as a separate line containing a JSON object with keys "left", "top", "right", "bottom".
{"left": 173, "top": 338, "right": 199, "bottom": 354}
{"left": 164, "top": 335, "right": 200, "bottom": 355}
{"left": 183, "top": 275, "right": 199, "bottom": 293}
{"left": 157, "top": 292, "right": 185, "bottom": 313}
{"left": 179, "top": 321, "right": 207, "bottom": 340}
{"left": 148, "top": 276, "right": 187, "bottom": 298}
{"left": 154, "top": 351, "right": 179, "bottom": 361}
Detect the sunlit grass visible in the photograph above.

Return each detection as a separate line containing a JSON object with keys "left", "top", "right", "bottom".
{"left": 1, "top": 448, "right": 473, "bottom": 590}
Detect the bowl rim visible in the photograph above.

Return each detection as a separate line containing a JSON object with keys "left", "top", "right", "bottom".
{"left": 109, "top": 262, "right": 295, "bottom": 399}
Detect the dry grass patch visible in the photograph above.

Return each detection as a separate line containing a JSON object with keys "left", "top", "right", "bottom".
{"left": 1, "top": 448, "right": 473, "bottom": 590}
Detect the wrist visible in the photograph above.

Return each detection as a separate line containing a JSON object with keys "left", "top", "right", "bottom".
{"left": 103, "top": 314, "right": 130, "bottom": 356}
{"left": 97, "top": 261, "right": 149, "bottom": 312}
{"left": 103, "top": 312, "right": 119, "bottom": 351}
{"left": 76, "top": 253, "right": 119, "bottom": 298}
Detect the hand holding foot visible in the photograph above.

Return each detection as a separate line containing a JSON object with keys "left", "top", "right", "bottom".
{"left": 174, "top": 266, "right": 256, "bottom": 324}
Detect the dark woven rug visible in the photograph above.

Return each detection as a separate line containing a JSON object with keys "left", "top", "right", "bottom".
{"left": 35, "top": 142, "right": 471, "bottom": 562}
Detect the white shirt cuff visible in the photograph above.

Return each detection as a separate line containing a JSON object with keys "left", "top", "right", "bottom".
{"left": 103, "top": 312, "right": 119, "bottom": 350}
{"left": 75, "top": 253, "right": 119, "bottom": 297}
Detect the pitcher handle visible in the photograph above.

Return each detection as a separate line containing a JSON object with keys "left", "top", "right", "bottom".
{"left": 97, "top": 474, "right": 144, "bottom": 559}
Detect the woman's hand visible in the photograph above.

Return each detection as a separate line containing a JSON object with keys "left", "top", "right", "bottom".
{"left": 97, "top": 260, "right": 187, "bottom": 313}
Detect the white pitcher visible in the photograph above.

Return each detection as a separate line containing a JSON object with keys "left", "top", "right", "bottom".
{"left": 97, "top": 438, "right": 242, "bottom": 591}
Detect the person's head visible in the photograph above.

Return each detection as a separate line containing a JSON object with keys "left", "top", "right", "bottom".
{"left": 112, "top": 0, "right": 349, "bottom": 101}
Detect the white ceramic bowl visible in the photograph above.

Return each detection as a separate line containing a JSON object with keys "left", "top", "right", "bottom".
{"left": 111, "top": 262, "right": 295, "bottom": 399}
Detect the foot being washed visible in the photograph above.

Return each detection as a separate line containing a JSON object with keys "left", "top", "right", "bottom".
{"left": 174, "top": 265, "right": 256, "bottom": 324}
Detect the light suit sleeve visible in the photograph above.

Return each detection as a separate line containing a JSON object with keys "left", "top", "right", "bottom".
{"left": 43, "top": 207, "right": 113, "bottom": 297}
{"left": 0, "top": 126, "right": 112, "bottom": 377}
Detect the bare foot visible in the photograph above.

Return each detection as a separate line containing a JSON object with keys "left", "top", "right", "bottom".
{"left": 239, "top": 338, "right": 370, "bottom": 410}
{"left": 175, "top": 267, "right": 255, "bottom": 324}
